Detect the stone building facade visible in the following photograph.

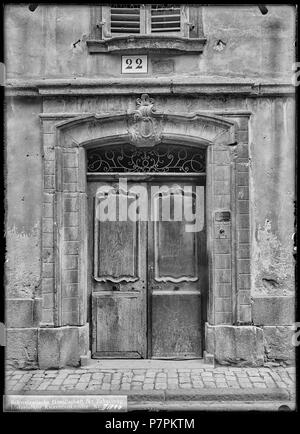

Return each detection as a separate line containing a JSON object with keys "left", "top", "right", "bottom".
{"left": 5, "top": 4, "right": 295, "bottom": 369}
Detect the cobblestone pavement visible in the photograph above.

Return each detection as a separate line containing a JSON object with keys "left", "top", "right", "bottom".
{"left": 6, "top": 364, "right": 295, "bottom": 397}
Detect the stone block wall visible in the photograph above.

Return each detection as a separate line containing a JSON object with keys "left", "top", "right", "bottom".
{"left": 211, "top": 145, "right": 233, "bottom": 325}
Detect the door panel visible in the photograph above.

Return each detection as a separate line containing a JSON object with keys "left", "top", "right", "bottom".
{"left": 96, "top": 219, "right": 139, "bottom": 282}
{"left": 148, "top": 181, "right": 205, "bottom": 358}
{"left": 88, "top": 181, "right": 147, "bottom": 358}
{"left": 151, "top": 293, "right": 202, "bottom": 358}
{"left": 88, "top": 178, "right": 206, "bottom": 359}
{"left": 93, "top": 293, "right": 144, "bottom": 358}
{"left": 155, "top": 220, "right": 197, "bottom": 281}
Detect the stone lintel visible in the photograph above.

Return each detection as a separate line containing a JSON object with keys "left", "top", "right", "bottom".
{"left": 5, "top": 79, "right": 295, "bottom": 97}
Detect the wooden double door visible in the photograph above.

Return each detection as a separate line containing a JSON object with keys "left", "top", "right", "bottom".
{"left": 88, "top": 177, "right": 207, "bottom": 359}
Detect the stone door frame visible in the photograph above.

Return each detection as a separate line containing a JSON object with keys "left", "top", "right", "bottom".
{"left": 39, "top": 103, "right": 251, "bottom": 366}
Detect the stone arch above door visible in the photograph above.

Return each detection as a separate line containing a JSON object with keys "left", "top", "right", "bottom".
{"left": 40, "top": 95, "right": 250, "bottom": 336}
{"left": 56, "top": 104, "right": 237, "bottom": 151}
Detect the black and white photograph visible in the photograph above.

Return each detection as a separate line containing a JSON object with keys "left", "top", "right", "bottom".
{"left": 2, "top": 2, "right": 298, "bottom": 418}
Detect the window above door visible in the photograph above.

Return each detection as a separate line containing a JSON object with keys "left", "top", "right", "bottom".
{"left": 87, "top": 4, "right": 207, "bottom": 54}
{"left": 106, "top": 5, "right": 188, "bottom": 38}
{"left": 86, "top": 144, "right": 206, "bottom": 174}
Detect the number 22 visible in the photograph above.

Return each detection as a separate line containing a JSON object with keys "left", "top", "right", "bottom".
{"left": 125, "top": 58, "right": 143, "bottom": 70}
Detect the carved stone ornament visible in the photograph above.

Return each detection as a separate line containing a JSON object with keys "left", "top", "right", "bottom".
{"left": 128, "top": 94, "right": 162, "bottom": 147}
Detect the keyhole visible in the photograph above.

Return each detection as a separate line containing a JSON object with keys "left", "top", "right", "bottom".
{"left": 219, "top": 228, "right": 225, "bottom": 234}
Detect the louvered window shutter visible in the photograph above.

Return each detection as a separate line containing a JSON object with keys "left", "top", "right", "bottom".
{"left": 110, "top": 5, "right": 140, "bottom": 35}
{"left": 151, "top": 5, "right": 181, "bottom": 33}
{"left": 101, "top": 5, "right": 189, "bottom": 38}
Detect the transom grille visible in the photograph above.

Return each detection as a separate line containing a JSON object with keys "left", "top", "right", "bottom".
{"left": 110, "top": 5, "right": 140, "bottom": 34}
{"left": 151, "top": 4, "right": 181, "bottom": 33}
{"left": 87, "top": 144, "right": 206, "bottom": 173}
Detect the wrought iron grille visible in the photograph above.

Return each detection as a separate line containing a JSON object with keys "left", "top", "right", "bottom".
{"left": 87, "top": 144, "right": 206, "bottom": 173}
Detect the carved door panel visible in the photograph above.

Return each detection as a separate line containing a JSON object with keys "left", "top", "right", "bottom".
{"left": 88, "top": 181, "right": 147, "bottom": 358}
{"left": 88, "top": 178, "right": 206, "bottom": 359}
{"left": 148, "top": 180, "right": 206, "bottom": 358}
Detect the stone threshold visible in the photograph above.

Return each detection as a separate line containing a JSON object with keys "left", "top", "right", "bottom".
{"left": 83, "top": 359, "right": 210, "bottom": 369}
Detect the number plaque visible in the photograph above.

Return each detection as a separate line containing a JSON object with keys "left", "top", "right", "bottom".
{"left": 121, "top": 55, "right": 148, "bottom": 74}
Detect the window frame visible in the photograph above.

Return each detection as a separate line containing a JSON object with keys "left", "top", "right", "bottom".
{"left": 101, "top": 5, "right": 190, "bottom": 39}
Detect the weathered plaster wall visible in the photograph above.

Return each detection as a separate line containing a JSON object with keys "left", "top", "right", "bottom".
{"left": 200, "top": 6, "right": 295, "bottom": 80}
{"left": 4, "top": 5, "right": 295, "bottom": 82}
{"left": 249, "top": 98, "right": 295, "bottom": 296}
{"left": 5, "top": 97, "right": 42, "bottom": 368}
{"left": 6, "top": 97, "right": 42, "bottom": 299}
